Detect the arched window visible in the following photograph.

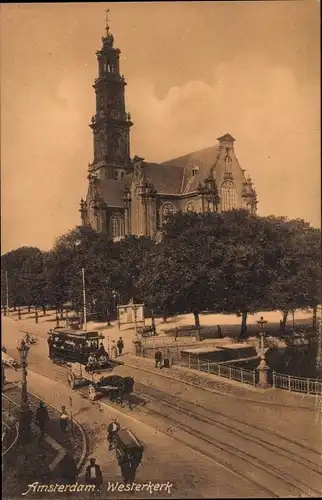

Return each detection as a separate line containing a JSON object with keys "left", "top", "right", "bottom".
{"left": 186, "top": 201, "right": 196, "bottom": 213}
{"left": 221, "top": 180, "right": 237, "bottom": 211}
{"left": 111, "top": 214, "right": 124, "bottom": 238}
{"left": 161, "top": 202, "right": 176, "bottom": 225}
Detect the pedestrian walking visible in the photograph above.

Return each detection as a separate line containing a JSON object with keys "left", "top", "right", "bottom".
{"left": 155, "top": 349, "right": 162, "bottom": 368}
{"left": 111, "top": 340, "right": 117, "bottom": 358}
{"left": 117, "top": 337, "right": 124, "bottom": 356}
{"left": 216, "top": 325, "right": 222, "bottom": 338}
{"left": 85, "top": 458, "right": 103, "bottom": 492}
{"left": 58, "top": 449, "right": 78, "bottom": 485}
{"left": 107, "top": 418, "right": 121, "bottom": 450}
{"left": 59, "top": 405, "right": 69, "bottom": 433}
{"left": 35, "top": 401, "right": 49, "bottom": 440}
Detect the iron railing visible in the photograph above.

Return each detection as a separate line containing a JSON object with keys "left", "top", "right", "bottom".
{"left": 138, "top": 343, "right": 322, "bottom": 395}
{"left": 272, "top": 372, "right": 322, "bottom": 395}
{"left": 181, "top": 356, "right": 256, "bottom": 386}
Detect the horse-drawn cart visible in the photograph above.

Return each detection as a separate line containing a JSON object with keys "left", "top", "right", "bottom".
{"left": 67, "top": 361, "right": 134, "bottom": 403}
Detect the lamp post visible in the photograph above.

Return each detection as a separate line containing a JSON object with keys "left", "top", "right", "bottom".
{"left": 16, "top": 339, "right": 32, "bottom": 443}
{"left": 255, "top": 316, "right": 271, "bottom": 389}
{"left": 4, "top": 270, "right": 9, "bottom": 316}
{"left": 82, "top": 268, "right": 87, "bottom": 331}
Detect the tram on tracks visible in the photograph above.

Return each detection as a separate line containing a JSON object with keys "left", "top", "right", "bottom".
{"left": 47, "top": 327, "right": 134, "bottom": 404}
{"left": 47, "top": 327, "right": 108, "bottom": 365}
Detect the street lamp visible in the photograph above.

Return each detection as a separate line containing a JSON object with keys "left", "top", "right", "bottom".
{"left": 16, "top": 339, "right": 32, "bottom": 442}
{"left": 255, "top": 316, "right": 270, "bottom": 389}
{"left": 3, "top": 270, "right": 9, "bottom": 316}
{"left": 81, "top": 268, "right": 87, "bottom": 330}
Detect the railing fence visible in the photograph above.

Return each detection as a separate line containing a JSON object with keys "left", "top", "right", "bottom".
{"left": 272, "top": 371, "right": 322, "bottom": 395}
{"left": 138, "top": 344, "right": 322, "bottom": 395}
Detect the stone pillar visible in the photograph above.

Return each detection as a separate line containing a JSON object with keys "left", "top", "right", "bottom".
{"left": 124, "top": 206, "right": 129, "bottom": 235}
{"left": 200, "top": 195, "right": 205, "bottom": 213}
{"left": 256, "top": 356, "right": 271, "bottom": 389}
{"left": 141, "top": 197, "right": 148, "bottom": 236}
{"left": 148, "top": 197, "right": 157, "bottom": 237}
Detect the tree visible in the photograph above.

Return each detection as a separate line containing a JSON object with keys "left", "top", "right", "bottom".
{"left": 140, "top": 210, "right": 321, "bottom": 338}
{"left": 138, "top": 211, "right": 227, "bottom": 332}
{"left": 50, "top": 226, "right": 118, "bottom": 320}
{"left": 112, "top": 235, "right": 155, "bottom": 305}
{"left": 266, "top": 218, "right": 321, "bottom": 332}
{"left": 1, "top": 246, "right": 44, "bottom": 310}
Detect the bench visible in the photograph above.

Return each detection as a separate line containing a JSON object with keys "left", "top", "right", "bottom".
{"left": 137, "top": 326, "right": 157, "bottom": 337}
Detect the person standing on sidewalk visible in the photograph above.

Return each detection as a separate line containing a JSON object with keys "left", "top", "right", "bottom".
{"left": 59, "top": 405, "right": 69, "bottom": 433}
{"left": 111, "top": 340, "right": 117, "bottom": 358}
{"left": 47, "top": 336, "right": 54, "bottom": 359}
{"left": 35, "top": 401, "right": 49, "bottom": 440}
{"left": 58, "top": 448, "right": 78, "bottom": 486}
{"left": 85, "top": 458, "right": 103, "bottom": 492}
{"left": 117, "top": 337, "right": 124, "bottom": 356}
{"left": 155, "top": 349, "right": 162, "bottom": 368}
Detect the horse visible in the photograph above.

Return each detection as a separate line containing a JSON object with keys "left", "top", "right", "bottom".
{"left": 119, "top": 377, "right": 135, "bottom": 408}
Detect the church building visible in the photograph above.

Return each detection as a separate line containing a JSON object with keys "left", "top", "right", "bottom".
{"left": 80, "top": 18, "right": 258, "bottom": 240}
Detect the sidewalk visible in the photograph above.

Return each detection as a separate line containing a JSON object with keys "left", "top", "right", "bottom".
{"left": 2, "top": 385, "right": 65, "bottom": 499}
{"left": 2, "top": 366, "right": 267, "bottom": 499}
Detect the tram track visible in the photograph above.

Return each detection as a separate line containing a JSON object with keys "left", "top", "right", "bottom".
{"left": 135, "top": 382, "right": 321, "bottom": 471}
{"left": 132, "top": 383, "right": 322, "bottom": 498}
{"left": 5, "top": 346, "right": 322, "bottom": 497}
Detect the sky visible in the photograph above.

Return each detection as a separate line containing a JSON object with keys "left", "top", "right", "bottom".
{"left": 1, "top": 1, "right": 320, "bottom": 253}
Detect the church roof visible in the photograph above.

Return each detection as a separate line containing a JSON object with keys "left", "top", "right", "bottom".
{"left": 144, "top": 163, "right": 184, "bottom": 194}
{"left": 162, "top": 145, "right": 219, "bottom": 193}
{"left": 95, "top": 144, "right": 220, "bottom": 207}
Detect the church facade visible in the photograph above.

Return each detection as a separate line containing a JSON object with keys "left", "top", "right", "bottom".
{"left": 80, "top": 20, "right": 258, "bottom": 240}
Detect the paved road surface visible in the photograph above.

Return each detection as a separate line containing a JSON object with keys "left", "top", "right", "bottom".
{"left": 3, "top": 316, "right": 322, "bottom": 498}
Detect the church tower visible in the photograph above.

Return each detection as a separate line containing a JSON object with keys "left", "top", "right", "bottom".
{"left": 88, "top": 12, "right": 133, "bottom": 181}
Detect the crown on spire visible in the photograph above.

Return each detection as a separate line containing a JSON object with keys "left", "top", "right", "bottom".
{"left": 105, "top": 9, "right": 110, "bottom": 35}
{"left": 103, "top": 8, "right": 114, "bottom": 45}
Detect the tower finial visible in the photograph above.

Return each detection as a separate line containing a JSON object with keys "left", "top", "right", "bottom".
{"left": 105, "top": 8, "right": 110, "bottom": 35}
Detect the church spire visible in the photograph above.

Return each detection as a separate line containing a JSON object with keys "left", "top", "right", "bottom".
{"left": 103, "top": 8, "right": 114, "bottom": 46}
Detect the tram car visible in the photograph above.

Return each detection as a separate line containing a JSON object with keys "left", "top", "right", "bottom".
{"left": 47, "top": 327, "right": 105, "bottom": 365}
{"left": 115, "top": 428, "right": 144, "bottom": 470}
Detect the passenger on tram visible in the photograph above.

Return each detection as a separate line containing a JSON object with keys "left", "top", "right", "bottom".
{"left": 98, "top": 342, "right": 106, "bottom": 355}
{"left": 87, "top": 354, "right": 97, "bottom": 371}
{"left": 98, "top": 353, "right": 109, "bottom": 366}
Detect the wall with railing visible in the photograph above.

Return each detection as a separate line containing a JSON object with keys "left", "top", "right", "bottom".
{"left": 272, "top": 372, "right": 322, "bottom": 395}
{"left": 138, "top": 344, "right": 322, "bottom": 395}
{"left": 181, "top": 355, "right": 257, "bottom": 386}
